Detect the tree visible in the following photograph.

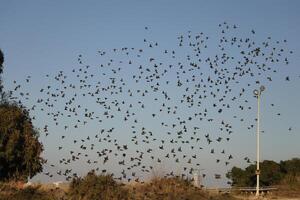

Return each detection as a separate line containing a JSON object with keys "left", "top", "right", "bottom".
{"left": 259, "top": 160, "right": 283, "bottom": 186}
{"left": 0, "top": 49, "right": 3, "bottom": 71}
{"left": 280, "top": 158, "right": 300, "bottom": 184}
{"left": 0, "top": 103, "right": 45, "bottom": 182}
{"left": 280, "top": 158, "right": 300, "bottom": 176}
{"left": 226, "top": 166, "right": 248, "bottom": 187}
{"left": 227, "top": 159, "right": 299, "bottom": 187}
{"left": 0, "top": 49, "right": 10, "bottom": 103}
{"left": 0, "top": 49, "right": 4, "bottom": 98}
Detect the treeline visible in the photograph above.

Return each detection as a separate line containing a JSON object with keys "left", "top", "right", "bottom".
{"left": 226, "top": 158, "right": 300, "bottom": 187}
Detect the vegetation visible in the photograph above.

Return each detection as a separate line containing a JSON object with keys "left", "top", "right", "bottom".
{"left": 0, "top": 167, "right": 298, "bottom": 200}
{"left": 226, "top": 158, "right": 300, "bottom": 187}
{"left": 68, "top": 173, "right": 238, "bottom": 200}
{"left": 0, "top": 103, "right": 45, "bottom": 182}
{"left": 0, "top": 183, "right": 66, "bottom": 200}
{"left": 0, "top": 49, "right": 45, "bottom": 182}
{"left": 68, "top": 171, "right": 129, "bottom": 200}
{"left": 0, "top": 49, "right": 4, "bottom": 99}
{"left": 129, "top": 176, "right": 209, "bottom": 200}
{"left": 0, "top": 49, "right": 3, "bottom": 74}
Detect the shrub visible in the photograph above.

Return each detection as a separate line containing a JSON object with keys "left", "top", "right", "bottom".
{"left": 129, "top": 176, "right": 208, "bottom": 200}
{"left": 68, "top": 171, "right": 129, "bottom": 200}
{"left": 0, "top": 183, "right": 65, "bottom": 200}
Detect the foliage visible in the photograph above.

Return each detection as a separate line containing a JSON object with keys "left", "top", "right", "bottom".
{"left": 68, "top": 171, "right": 129, "bottom": 200}
{"left": 259, "top": 160, "right": 283, "bottom": 186}
{"left": 226, "top": 166, "right": 249, "bottom": 187}
{"left": 227, "top": 158, "right": 300, "bottom": 187}
{"left": 130, "top": 176, "right": 208, "bottom": 200}
{"left": 280, "top": 158, "right": 300, "bottom": 176}
{"left": 0, "top": 49, "right": 4, "bottom": 98}
{"left": 0, "top": 49, "right": 3, "bottom": 73}
{"left": 0, "top": 103, "right": 45, "bottom": 182}
{"left": 68, "top": 173, "right": 237, "bottom": 200}
{"left": 0, "top": 176, "right": 240, "bottom": 200}
{"left": 0, "top": 183, "right": 66, "bottom": 200}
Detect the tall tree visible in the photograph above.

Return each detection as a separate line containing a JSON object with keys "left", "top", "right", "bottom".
{"left": 0, "top": 49, "right": 4, "bottom": 97}
{"left": 0, "top": 103, "right": 45, "bottom": 182}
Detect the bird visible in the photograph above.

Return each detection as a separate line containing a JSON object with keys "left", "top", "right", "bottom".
{"left": 8, "top": 22, "right": 296, "bottom": 185}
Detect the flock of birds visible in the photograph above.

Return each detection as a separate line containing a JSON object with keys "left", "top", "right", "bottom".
{"left": 7, "top": 22, "right": 296, "bottom": 185}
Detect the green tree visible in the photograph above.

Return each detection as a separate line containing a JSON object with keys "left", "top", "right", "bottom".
{"left": 243, "top": 164, "right": 257, "bottom": 186}
{"left": 280, "top": 158, "right": 300, "bottom": 176}
{"left": 226, "top": 166, "right": 248, "bottom": 187}
{"left": 0, "top": 103, "right": 45, "bottom": 182}
{"left": 259, "top": 160, "right": 283, "bottom": 186}
{"left": 0, "top": 49, "right": 3, "bottom": 71}
{"left": 0, "top": 49, "right": 4, "bottom": 98}
{"left": 280, "top": 158, "right": 300, "bottom": 184}
{"left": 227, "top": 159, "right": 299, "bottom": 187}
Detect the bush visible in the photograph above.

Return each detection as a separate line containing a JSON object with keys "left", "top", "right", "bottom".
{"left": 68, "top": 171, "right": 129, "bottom": 200}
{"left": 0, "top": 183, "right": 66, "bottom": 200}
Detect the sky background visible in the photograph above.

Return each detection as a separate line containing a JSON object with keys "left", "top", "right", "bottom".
{"left": 0, "top": 0, "right": 300, "bottom": 187}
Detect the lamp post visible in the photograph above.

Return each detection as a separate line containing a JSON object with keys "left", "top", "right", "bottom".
{"left": 253, "top": 85, "right": 265, "bottom": 197}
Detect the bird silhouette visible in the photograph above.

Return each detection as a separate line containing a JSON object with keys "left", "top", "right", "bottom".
{"left": 7, "top": 22, "right": 296, "bottom": 184}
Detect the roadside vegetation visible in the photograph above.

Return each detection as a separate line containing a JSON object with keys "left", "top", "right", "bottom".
{"left": 0, "top": 172, "right": 239, "bottom": 200}
{"left": 226, "top": 158, "right": 300, "bottom": 187}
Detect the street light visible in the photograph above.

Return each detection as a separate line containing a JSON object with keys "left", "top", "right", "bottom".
{"left": 253, "top": 85, "right": 265, "bottom": 197}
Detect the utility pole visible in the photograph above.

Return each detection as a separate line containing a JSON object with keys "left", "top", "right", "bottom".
{"left": 253, "top": 86, "right": 265, "bottom": 198}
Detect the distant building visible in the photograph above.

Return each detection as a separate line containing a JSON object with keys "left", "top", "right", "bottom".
{"left": 23, "top": 181, "right": 33, "bottom": 188}
{"left": 53, "top": 181, "right": 63, "bottom": 188}
{"left": 193, "top": 171, "right": 201, "bottom": 188}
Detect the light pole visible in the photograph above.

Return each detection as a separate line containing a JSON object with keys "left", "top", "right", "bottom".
{"left": 253, "top": 85, "right": 265, "bottom": 197}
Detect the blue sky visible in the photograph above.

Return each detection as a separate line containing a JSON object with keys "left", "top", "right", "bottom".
{"left": 1, "top": 0, "right": 300, "bottom": 187}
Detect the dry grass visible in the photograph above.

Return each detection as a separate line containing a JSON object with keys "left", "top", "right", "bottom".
{"left": 127, "top": 176, "right": 209, "bottom": 200}
{"left": 1, "top": 176, "right": 299, "bottom": 200}
{"left": 0, "top": 182, "right": 67, "bottom": 200}
{"left": 0, "top": 177, "right": 238, "bottom": 200}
